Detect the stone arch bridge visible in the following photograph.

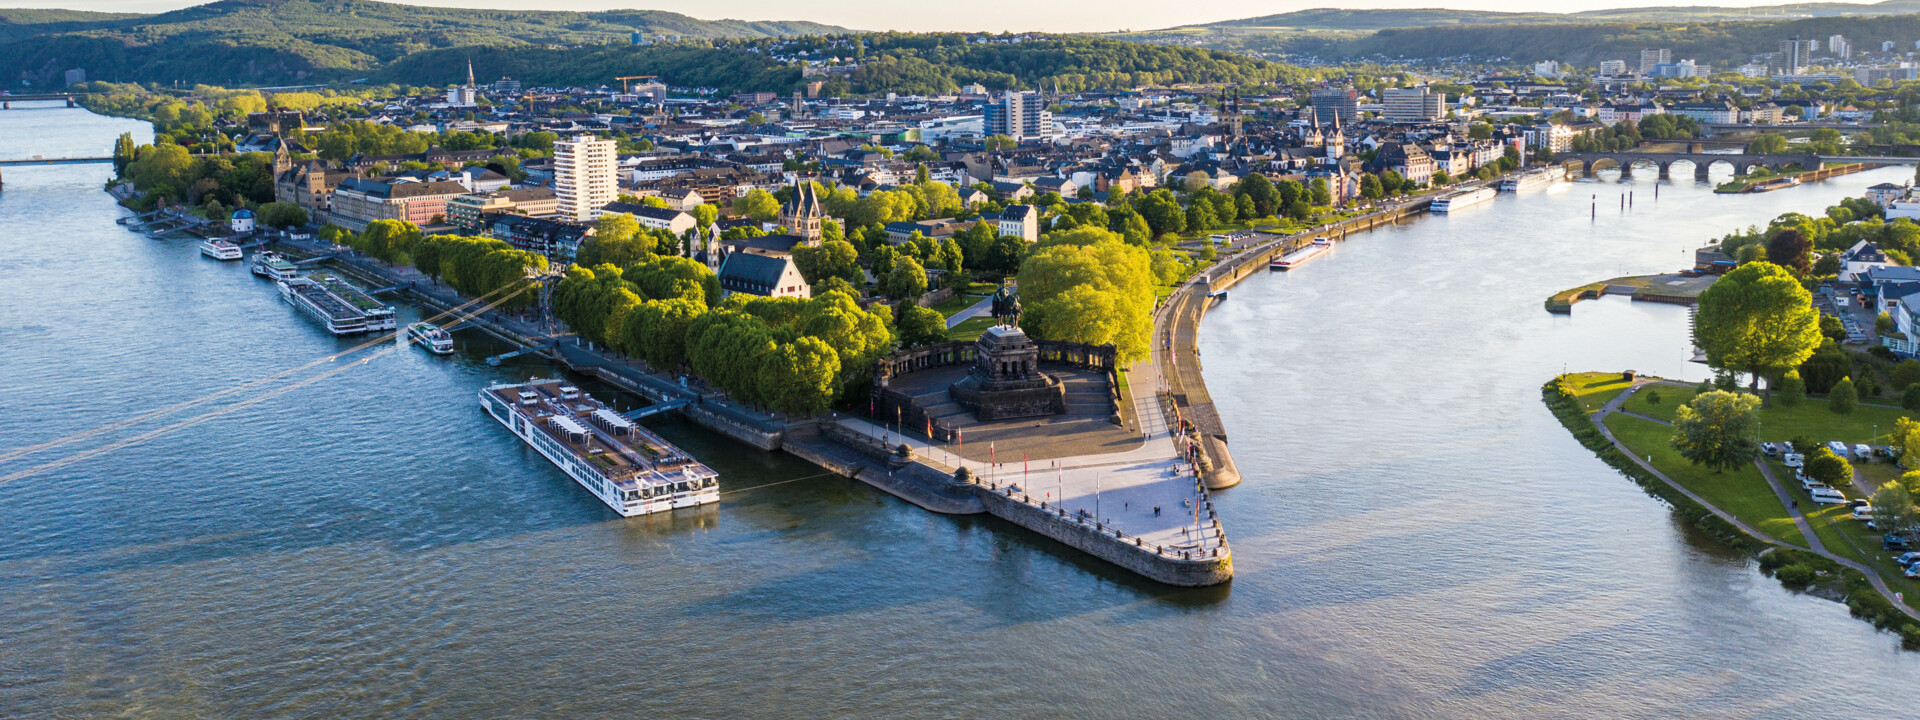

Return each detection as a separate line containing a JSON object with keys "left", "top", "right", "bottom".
{"left": 1556, "top": 152, "right": 1826, "bottom": 178}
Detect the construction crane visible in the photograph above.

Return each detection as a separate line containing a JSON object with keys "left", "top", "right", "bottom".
{"left": 616, "top": 75, "right": 658, "bottom": 93}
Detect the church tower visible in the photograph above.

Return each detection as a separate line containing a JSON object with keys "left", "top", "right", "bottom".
{"left": 780, "top": 179, "right": 823, "bottom": 245}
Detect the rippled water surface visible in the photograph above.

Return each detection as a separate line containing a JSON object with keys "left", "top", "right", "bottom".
{"left": 4, "top": 105, "right": 1920, "bottom": 718}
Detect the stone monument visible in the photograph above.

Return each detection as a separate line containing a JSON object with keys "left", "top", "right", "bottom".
{"left": 948, "top": 284, "right": 1066, "bottom": 420}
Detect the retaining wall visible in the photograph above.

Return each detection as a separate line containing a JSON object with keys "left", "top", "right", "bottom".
{"left": 975, "top": 485, "right": 1233, "bottom": 587}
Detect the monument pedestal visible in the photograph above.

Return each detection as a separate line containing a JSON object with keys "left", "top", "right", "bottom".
{"left": 949, "top": 325, "right": 1066, "bottom": 421}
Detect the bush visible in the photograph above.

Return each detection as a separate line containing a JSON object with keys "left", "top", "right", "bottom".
{"left": 1894, "top": 360, "right": 1920, "bottom": 391}
{"left": 1830, "top": 376, "right": 1858, "bottom": 414}
{"left": 1646, "top": 390, "right": 1662, "bottom": 405}
{"left": 1774, "top": 564, "right": 1817, "bottom": 589}
{"left": 1905, "top": 384, "right": 1920, "bottom": 412}
{"left": 1859, "top": 374, "right": 1880, "bottom": 399}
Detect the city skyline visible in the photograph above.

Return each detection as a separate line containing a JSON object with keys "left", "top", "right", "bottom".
{"left": 0, "top": 0, "right": 1895, "bottom": 34}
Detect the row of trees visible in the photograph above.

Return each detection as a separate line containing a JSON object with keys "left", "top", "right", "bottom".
{"left": 116, "top": 139, "right": 276, "bottom": 212}
{"left": 323, "top": 220, "right": 545, "bottom": 310}
{"left": 552, "top": 259, "right": 895, "bottom": 416}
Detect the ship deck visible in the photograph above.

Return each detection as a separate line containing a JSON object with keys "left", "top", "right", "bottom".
{"left": 287, "top": 280, "right": 362, "bottom": 322}
{"left": 486, "top": 380, "right": 712, "bottom": 491}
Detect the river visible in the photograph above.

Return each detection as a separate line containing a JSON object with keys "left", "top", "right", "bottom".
{"left": 3, "top": 103, "right": 1918, "bottom": 718}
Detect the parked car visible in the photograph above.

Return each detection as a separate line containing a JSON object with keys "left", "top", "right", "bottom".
{"left": 1887, "top": 533, "right": 1915, "bottom": 551}
{"left": 1783, "top": 453, "right": 1805, "bottom": 468}
{"left": 1762, "top": 442, "right": 1781, "bottom": 456}
{"left": 1906, "top": 564, "right": 1920, "bottom": 579}
{"left": 1893, "top": 551, "right": 1920, "bottom": 566}
{"left": 1828, "top": 440, "right": 1850, "bottom": 456}
{"left": 1803, "top": 480, "right": 1831, "bottom": 492}
{"left": 1854, "top": 443, "right": 1873, "bottom": 460}
{"left": 1853, "top": 506, "right": 1876, "bottom": 521}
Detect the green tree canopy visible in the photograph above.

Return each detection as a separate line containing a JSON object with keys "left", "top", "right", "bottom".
{"left": 1693, "top": 261, "right": 1822, "bottom": 399}
{"left": 1669, "top": 389, "right": 1762, "bottom": 472}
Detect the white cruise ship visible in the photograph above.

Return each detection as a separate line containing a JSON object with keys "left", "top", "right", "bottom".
{"left": 480, "top": 379, "right": 719, "bottom": 516}
{"left": 1431, "top": 187, "right": 1497, "bottom": 213}
{"left": 406, "top": 322, "right": 455, "bottom": 355}
{"left": 199, "top": 239, "right": 243, "bottom": 261}
{"left": 277, "top": 271, "right": 395, "bottom": 335}
{"left": 1499, "top": 166, "right": 1568, "bottom": 192}
{"left": 250, "top": 251, "right": 300, "bottom": 281}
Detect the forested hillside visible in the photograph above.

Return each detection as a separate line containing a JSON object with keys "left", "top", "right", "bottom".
{"left": 381, "top": 34, "right": 1306, "bottom": 96}
{"left": 0, "top": 0, "right": 845, "bottom": 87}
{"left": 1327, "top": 15, "right": 1920, "bottom": 64}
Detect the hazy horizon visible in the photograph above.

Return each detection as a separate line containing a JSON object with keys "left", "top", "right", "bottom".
{"left": 0, "top": 0, "right": 1892, "bottom": 34}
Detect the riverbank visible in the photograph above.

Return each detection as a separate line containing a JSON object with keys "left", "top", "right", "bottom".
{"left": 1544, "top": 372, "right": 1920, "bottom": 649}
{"left": 1715, "top": 161, "right": 1885, "bottom": 193}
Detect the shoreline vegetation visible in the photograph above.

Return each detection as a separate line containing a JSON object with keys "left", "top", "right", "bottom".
{"left": 1545, "top": 373, "right": 1920, "bottom": 649}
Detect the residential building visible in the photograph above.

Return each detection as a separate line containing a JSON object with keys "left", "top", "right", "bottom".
{"left": 1596, "top": 103, "right": 1662, "bottom": 125}
{"left": 1638, "top": 48, "right": 1671, "bottom": 74}
{"left": 1668, "top": 102, "right": 1738, "bottom": 124}
{"left": 482, "top": 214, "right": 593, "bottom": 265}
{"left": 1778, "top": 37, "right": 1809, "bottom": 75}
{"left": 601, "top": 203, "right": 695, "bottom": 236}
{"left": 274, "top": 161, "right": 356, "bottom": 214}
{"left": 1310, "top": 87, "right": 1359, "bottom": 124}
{"left": 1532, "top": 61, "right": 1561, "bottom": 78}
{"left": 1382, "top": 87, "right": 1445, "bottom": 122}
{"left": 446, "top": 187, "right": 559, "bottom": 233}
{"left": 983, "top": 91, "right": 1052, "bottom": 141}
{"left": 1377, "top": 144, "right": 1435, "bottom": 186}
{"left": 1829, "top": 34, "right": 1852, "bottom": 59}
{"left": 554, "top": 134, "right": 618, "bottom": 222}
{"left": 327, "top": 178, "right": 469, "bottom": 231}
{"left": 1856, "top": 65, "right": 1919, "bottom": 86}
{"left": 998, "top": 204, "right": 1038, "bottom": 242}
{"left": 1598, "top": 60, "right": 1629, "bottom": 76}
{"left": 1743, "top": 103, "right": 1787, "bottom": 124}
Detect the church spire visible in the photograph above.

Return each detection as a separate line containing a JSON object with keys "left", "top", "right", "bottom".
{"left": 466, "top": 58, "right": 475, "bottom": 88}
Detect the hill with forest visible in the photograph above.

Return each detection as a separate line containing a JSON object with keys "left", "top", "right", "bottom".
{"left": 0, "top": 0, "right": 848, "bottom": 87}
{"left": 1320, "top": 13, "right": 1920, "bottom": 65}
{"left": 1175, "top": 2, "right": 1920, "bottom": 32}
{"left": 382, "top": 34, "right": 1310, "bottom": 96}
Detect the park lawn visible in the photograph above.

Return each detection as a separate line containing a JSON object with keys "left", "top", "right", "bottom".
{"left": 947, "top": 316, "right": 994, "bottom": 342}
{"left": 1605, "top": 413, "right": 1808, "bottom": 547}
{"left": 932, "top": 292, "right": 987, "bottom": 319}
{"left": 1628, "top": 386, "right": 1914, "bottom": 444}
{"left": 1757, "top": 398, "right": 1912, "bottom": 446}
{"left": 1562, "top": 372, "right": 1636, "bottom": 412}
{"left": 1620, "top": 383, "right": 1698, "bottom": 422}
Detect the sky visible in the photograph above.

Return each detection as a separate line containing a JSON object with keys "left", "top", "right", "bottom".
{"left": 0, "top": 0, "right": 1891, "bottom": 33}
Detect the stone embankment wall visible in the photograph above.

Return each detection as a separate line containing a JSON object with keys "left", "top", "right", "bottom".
{"left": 975, "top": 484, "right": 1232, "bottom": 587}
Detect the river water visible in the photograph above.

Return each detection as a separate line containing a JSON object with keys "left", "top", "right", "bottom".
{"left": 3, "top": 103, "right": 1918, "bottom": 718}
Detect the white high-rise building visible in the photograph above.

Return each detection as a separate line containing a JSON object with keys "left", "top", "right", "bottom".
{"left": 1382, "top": 86, "right": 1445, "bottom": 122}
{"left": 554, "top": 134, "right": 617, "bottom": 222}
{"left": 1639, "top": 48, "right": 1671, "bottom": 74}
{"left": 1598, "top": 59, "right": 1628, "bottom": 75}
{"left": 1830, "top": 34, "right": 1852, "bottom": 59}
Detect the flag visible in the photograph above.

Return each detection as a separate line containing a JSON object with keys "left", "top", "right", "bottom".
{"left": 926, "top": 417, "right": 931, "bottom": 439}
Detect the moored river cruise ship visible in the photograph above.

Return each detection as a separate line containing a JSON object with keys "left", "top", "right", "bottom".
{"left": 1430, "top": 186, "right": 1497, "bottom": 213}
{"left": 480, "top": 379, "right": 719, "bottom": 516}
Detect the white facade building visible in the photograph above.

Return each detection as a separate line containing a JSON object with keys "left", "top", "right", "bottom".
{"left": 554, "top": 134, "right": 618, "bottom": 222}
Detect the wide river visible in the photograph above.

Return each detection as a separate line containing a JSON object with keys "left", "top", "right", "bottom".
{"left": 4, "top": 104, "right": 1919, "bottom": 718}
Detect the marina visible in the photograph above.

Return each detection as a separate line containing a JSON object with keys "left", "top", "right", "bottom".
{"left": 1429, "top": 185, "right": 1497, "bottom": 212}
{"left": 479, "top": 379, "right": 719, "bottom": 516}
{"left": 1270, "top": 236, "right": 1332, "bottom": 270}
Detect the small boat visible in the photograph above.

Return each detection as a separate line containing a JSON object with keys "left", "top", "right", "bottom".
{"left": 1271, "top": 237, "right": 1332, "bottom": 270}
{"left": 250, "top": 251, "right": 299, "bottom": 281}
{"left": 407, "top": 322, "right": 455, "bottom": 355}
{"left": 199, "top": 239, "right": 243, "bottom": 261}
